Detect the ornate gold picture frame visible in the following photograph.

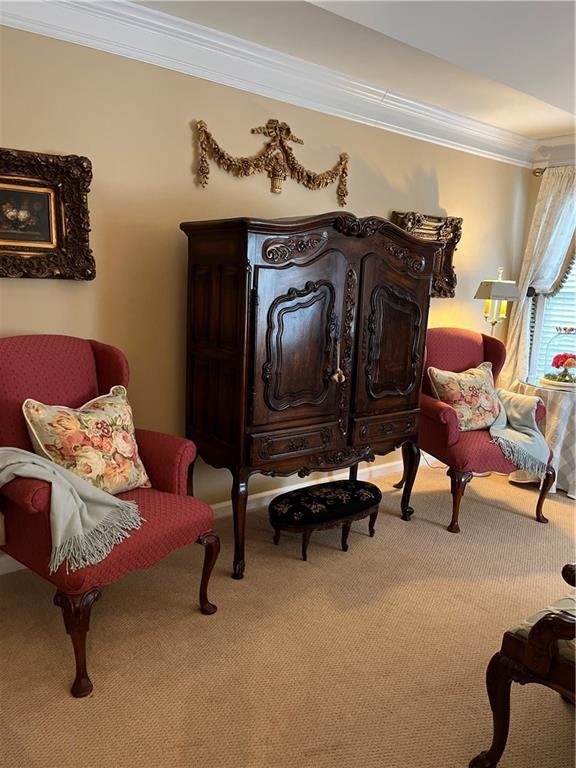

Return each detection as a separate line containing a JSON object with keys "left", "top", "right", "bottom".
{"left": 0, "top": 148, "right": 95, "bottom": 279}
{"left": 391, "top": 210, "right": 462, "bottom": 298}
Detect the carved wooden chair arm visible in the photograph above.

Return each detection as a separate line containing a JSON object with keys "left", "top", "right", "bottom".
{"left": 562, "top": 563, "right": 576, "bottom": 587}
{"left": 525, "top": 611, "right": 576, "bottom": 677}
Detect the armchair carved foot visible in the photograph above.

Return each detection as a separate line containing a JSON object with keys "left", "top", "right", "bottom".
{"left": 54, "top": 588, "right": 101, "bottom": 698}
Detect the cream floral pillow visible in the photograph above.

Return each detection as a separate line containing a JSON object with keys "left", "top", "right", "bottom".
{"left": 428, "top": 361, "right": 500, "bottom": 431}
{"left": 22, "top": 386, "right": 151, "bottom": 494}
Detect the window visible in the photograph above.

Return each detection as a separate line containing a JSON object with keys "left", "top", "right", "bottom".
{"left": 529, "top": 259, "right": 576, "bottom": 380}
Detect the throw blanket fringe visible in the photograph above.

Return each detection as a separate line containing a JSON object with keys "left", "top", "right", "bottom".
{"left": 49, "top": 501, "right": 141, "bottom": 574}
{"left": 490, "top": 435, "right": 548, "bottom": 477}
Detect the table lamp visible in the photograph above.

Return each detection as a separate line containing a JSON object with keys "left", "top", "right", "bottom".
{"left": 474, "top": 267, "right": 520, "bottom": 335}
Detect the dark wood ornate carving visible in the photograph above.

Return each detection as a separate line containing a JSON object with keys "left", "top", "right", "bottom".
{"left": 365, "top": 283, "right": 422, "bottom": 399}
{"left": 263, "top": 232, "right": 328, "bottom": 263}
{"left": 335, "top": 214, "right": 426, "bottom": 273}
{"left": 263, "top": 280, "right": 336, "bottom": 411}
{"left": 391, "top": 210, "right": 462, "bottom": 298}
{"left": 337, "top": 267, "right": 357, "bottom": 436}
{"left": 181, "top": 212, "right": 437, "bottom": 577}
{"left": 0, "top": 147, "right": 95, "bottom": 280}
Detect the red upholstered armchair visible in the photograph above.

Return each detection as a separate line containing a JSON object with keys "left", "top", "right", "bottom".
{"left": 0, "top": 335, "right": 220, "bottom": 697}
{"left": 414, "top": 327, "right": 555, "bottom": 533}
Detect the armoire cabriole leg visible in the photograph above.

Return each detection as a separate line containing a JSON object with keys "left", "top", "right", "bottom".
{"left": 54, "top": 588, "right": 101, "bottom": 698}
{"left": 447, "top": 468, "right": 473, "bottom": 533}
{"left": 197, "top": 532, "right": 220, "bottom": 615}
{"left": 349, "top": 463, "right": 359, "bottom": 482}
{"left": 231, "top": 469, "right": 249, "bottom": 579}
{"left": 393, "top": 457, "right": 408, "bottom": 489}
{"left": 400, "top": 441, "right": 420, "bottom": 521}
{"left": 535, "top": 465, "right": 555, "bottom": 524}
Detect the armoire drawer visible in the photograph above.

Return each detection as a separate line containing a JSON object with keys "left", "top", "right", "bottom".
{"left": 351, "top": 411, "right": 418, "bottom": 446}
{"left": 250, "top": 423, "right": 339, "bottom": 464}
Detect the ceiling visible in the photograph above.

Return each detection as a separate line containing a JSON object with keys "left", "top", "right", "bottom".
{"left": 314, "top": 1, "right": 575, "bottom": 115}
{"left": 143, "top": 0, "right": 575, "bottom": 140}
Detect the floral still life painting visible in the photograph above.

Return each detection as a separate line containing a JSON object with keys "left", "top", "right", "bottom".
{"left": 0, "top": 184, "right": 55, "bottom": 247}
{"left": 0, "top": 147, "right": 95, "bottom": 279}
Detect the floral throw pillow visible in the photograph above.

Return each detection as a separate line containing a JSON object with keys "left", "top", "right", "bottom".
{"left": 428, "top": 361, "right": 500, "bottom": 431}
{"left": 22, "top": 386, "right": 151, "bottom": 494}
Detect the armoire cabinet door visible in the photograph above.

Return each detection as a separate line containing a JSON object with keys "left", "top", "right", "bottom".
{"left": 354, "top": 252, "right": 427, "bottom": 416}
{"left": 250, "top": 250, "right": 357, "bottom": 432}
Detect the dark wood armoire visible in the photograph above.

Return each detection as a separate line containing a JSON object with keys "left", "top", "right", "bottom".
{"left": 181, "top": 212, "right": 439, "bottom": 578}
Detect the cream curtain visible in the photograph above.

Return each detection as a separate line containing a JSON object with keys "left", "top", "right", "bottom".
{"left": 500, "top": 166, "right": 576, "bottom": 388}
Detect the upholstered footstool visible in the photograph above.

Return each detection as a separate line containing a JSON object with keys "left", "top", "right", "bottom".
{"left": 268, "top": 480, "right": 382, "bottom": 561}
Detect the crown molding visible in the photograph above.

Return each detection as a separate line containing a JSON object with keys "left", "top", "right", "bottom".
{"left": 1, "top": 0, "right": 538, "bottom": 168}
{"left": 532, "top": 135, "right": 575, "bottom": 169}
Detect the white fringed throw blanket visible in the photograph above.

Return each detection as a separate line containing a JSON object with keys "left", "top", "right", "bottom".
{"left": 0, "top": 448, "right": 143, "bottom": 574}
{"left": 489, "top": 389, "right": 550, "bottom": 476}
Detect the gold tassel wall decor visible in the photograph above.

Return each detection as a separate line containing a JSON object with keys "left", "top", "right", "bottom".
{"left": 196, "top": 119, "right": 349, "bottom": 206}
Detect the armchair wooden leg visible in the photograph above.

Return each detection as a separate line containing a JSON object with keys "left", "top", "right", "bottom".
{"left": 197, "top": 532, "right": 220, "bottom": 615}
{"left": 447, "top": 468, "right": 473, "bottom": 533}
{"left": 535, "top": 465, "right": 555, "bottom": 524}
{"left": 54, "top": 588, "right": 101, "bottom": 698}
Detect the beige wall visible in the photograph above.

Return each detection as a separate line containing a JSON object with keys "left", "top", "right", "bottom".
{"left": 0, "top": 28, "right": 533, "bottom": 504}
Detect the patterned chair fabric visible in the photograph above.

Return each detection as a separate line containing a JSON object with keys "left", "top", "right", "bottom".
{"left": 0, "top": 334, "right": 219, "bottom": 696}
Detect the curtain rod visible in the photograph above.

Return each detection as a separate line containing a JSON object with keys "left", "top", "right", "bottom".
{"left": 532, "top": 168, "right": 545, "bottom": 177}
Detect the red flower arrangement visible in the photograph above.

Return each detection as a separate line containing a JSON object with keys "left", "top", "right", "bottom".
{"left": 551, "top": 353, "right": 576, "bottom": 369}
{"left": 543, "top": 351, "right": 576, "bottom": 384}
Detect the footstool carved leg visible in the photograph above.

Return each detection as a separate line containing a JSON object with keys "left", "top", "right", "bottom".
{"left": 301, "top": 529, "right": 312, "bottom": 561}
{"left": 273, "top": 528, "right": 281, "bottom": 545}
{"left": 368, "top": 508, "right": 378, "bottom": 537}
{"left": 341, "top": 522, "right": 351, "bottom": 552}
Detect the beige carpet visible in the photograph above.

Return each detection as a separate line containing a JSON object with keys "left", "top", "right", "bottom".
{"left": 0, "top": 469, "right": 574, "bottom": 768}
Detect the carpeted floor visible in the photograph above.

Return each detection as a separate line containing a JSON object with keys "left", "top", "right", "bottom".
{"left": 0, "top": 469, "right": 574, "bottom": 768}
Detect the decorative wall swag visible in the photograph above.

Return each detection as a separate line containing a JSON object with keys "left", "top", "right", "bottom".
{"left": 391, "top": 210, "right": 462, "bottom": 298}
{"left": 0, "top": 147, "right": 94, "bottom": 280}
{"left": 196, "top": 119, "right": 349, "bottom": 206}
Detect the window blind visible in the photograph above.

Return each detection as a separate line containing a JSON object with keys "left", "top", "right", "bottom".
{"left": 531, "top": 261, "right": 576, "bottom": 380}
